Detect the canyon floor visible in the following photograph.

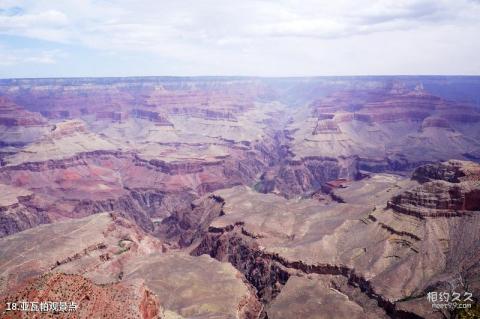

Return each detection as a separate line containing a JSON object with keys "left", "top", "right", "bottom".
{"left": 0, "top": 76, "right": 479, "bottom": 319}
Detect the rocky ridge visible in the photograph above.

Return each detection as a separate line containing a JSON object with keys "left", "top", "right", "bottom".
{"left": 0, "top": 213, "right": 262, "bottom": 319}
{"left": 191, "top": 161, "right": 480, "bottom": 318}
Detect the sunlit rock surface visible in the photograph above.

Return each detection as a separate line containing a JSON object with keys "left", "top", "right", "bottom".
{"left": 0, "top": 213, "right": 261, "bottom": 319}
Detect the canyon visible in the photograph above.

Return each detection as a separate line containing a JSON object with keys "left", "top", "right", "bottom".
{"left": 0, "top": 76, "right": 479, "bottom": 318}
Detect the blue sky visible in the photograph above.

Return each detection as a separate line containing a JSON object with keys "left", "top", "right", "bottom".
{"left": 1, "top": 0, "right": 479, "bottom": 78}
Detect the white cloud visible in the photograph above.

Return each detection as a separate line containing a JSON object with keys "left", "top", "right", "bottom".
{"left": 0, "top": 0, "right": 479, "bottom": 75}
{"left": 0, "top": 9, "right": 69, "bottom": 42}
{"left": 4, "top": 0, "right": 479, "bottom": 46}
{"left": 0, "top": 47, "right": 64, "bottom": 66}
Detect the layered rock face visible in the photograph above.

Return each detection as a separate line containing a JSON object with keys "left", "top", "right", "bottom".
{"left": 0, "top": 76, "right": 479, "bottom": 319}
{"left": 0, "top": 96, "right": 50, "bottom": 148}
{"left": 0, "top": 80, "right": 285, "bottom": 236}
{"left": 255, "top": 155, "right": 359, "bottom": 198}
{"left": 0, "top": 184, "right": 49, "bottom": 237}
{"left": 389, "top": 160, "right": 480, "bottom": 217}
{"left": 192, "top": 161, "right": 480, "bottom": 318}
{"left": 0, "top": 96, "right": 46, "bottom": 127}
{"left": 289, "top": 81, "right": 480, "bottom": 170}
{"left": 0, "top": 77, "right": 360, "bottom": 237}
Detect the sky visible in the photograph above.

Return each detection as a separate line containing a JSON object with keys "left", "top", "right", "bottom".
{"left": 0, "top": 0, "right": 479, "bottom": 78}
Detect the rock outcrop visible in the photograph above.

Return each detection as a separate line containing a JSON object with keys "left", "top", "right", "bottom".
{"left": 0, "top": 213, "right": 262, "bottom": 319}
{"left": 191, "top": 162, "right": 480, "bottom": 318}
{"left": 0, "top": 96, "right": 46, "bottom": 127}
{"left": 0, "top": 184, "right": 49, "bottom": 237}
{"left": 0, "top": 273, "right": 163, "bottom": 319}
{"left": 389, "top": 160, "right": 480, "bottom": 217}
{"left": 289, "top": 82, "right": 480, "bottom": 167}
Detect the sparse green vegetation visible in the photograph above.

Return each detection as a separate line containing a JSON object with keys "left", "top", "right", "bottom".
{"left": 114, "top": 238, "right": 133, "bottom": 255}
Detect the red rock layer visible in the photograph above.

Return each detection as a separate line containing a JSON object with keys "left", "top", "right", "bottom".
{"left": 0, "top": 273, "right": 162, "bottom": 319}
{"left": 0, "top": 96, "right": 46, "bottom": 127}
{"left": 0, "top": 80, "right": 274, "bottom": 123}
{"left": 310, "top": 86, "right": 480, "bottom": 126}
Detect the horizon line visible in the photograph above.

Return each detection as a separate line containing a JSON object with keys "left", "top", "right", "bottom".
{"left": 1, "top": 74, "right": 480, "bottom": 81}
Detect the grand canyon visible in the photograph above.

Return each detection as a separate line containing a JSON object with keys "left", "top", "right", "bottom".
{"left": 0, "top": 76, "right": 479, "bottom": 319}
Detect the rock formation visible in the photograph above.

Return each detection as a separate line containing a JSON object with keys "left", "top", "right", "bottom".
{"left": 0, "top": 213, "right": 262, "bottom": 319}
{"left": 192, "top": 161, "right": 480, "bottom": 318}
{"left": 0, "top": 76, "right": 479, "bottom": 318}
